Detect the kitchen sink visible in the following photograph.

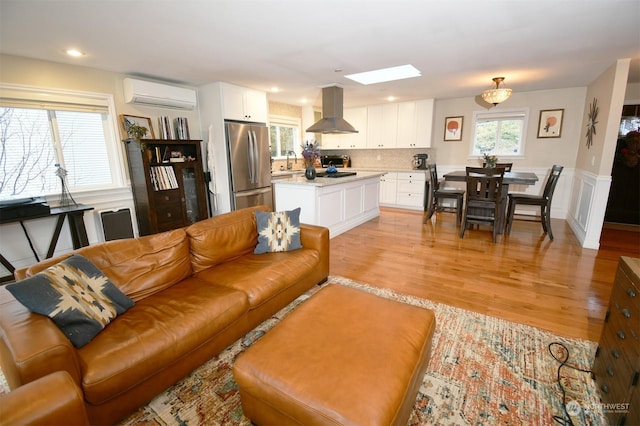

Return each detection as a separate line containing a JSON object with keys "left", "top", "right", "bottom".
{"left": 316, "top": 171, "right": 357, "bottom": 178}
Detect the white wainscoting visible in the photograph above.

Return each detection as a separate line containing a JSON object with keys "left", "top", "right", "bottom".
{"left": 567, "top": 169, "right": 612, "bottom": 250}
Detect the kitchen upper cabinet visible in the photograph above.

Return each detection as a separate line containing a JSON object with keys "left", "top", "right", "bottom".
{"left": 221, "top": 82, "right": 268, "bottom": 123}
{"left": 397, "top": 99, "right": 434, "bottom": 148}
{"left": 414, "top": 99, "right": 434, "bottom": 148}
{"left": 321, "top": 107, "right": 368, "bottom": 150}
{"left": 367, "top": 104, "right": 398, "bottom": 148}
{"left": 396, "top": 102, "right": 417, "bottom": 148}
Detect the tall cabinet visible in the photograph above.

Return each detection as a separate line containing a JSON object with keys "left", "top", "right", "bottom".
{"left": 592, "top": 256, "right": 640, "bottom": 425}
{"left": 124, "top": 139, "right": 208, "bottom": 236}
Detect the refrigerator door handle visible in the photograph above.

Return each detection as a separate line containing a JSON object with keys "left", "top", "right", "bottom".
{"left": 247, "top": 131, "right": 256, "bottom": 184}
{"left": 236, "top": 187, "right": 272, "bottom": 197}
{"left": 251, "top": 130, "right": 259, "bottom": 184}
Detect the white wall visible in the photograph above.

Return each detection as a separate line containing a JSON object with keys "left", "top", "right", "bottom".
{"left": 567, "top": 59, "right": 631, "bottom": 249}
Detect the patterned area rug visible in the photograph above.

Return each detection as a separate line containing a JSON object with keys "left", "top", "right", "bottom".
{"left": 0, "top": 276, "right": 604, "bottom": 425}
{"left": 116, "top": 276, "right": 604, "bottom": 425}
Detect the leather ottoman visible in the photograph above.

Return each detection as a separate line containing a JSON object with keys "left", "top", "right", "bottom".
{"left": 232, "top": 284, "right": 436, "bottom": 425}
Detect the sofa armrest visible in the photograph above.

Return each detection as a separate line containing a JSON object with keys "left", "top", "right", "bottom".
{"left": 0, "top": 287, "right": 81, "bottom": 390}
{"left": 0, "top": 371, "right": 89, "bottom": 426}
{"left": 300, "top": 224, "right": 330, "bottom": 278}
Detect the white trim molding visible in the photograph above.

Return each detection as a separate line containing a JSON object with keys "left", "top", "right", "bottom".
{"left": 567, "top": 169, "right": 611, "bottom": 250}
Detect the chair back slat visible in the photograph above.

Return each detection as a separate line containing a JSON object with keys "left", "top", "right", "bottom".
{"left": 542, "top": 165, "right": 564, "bottom": 201}
{"left": 465, "top": 167, "right": 506, "bottom": 204}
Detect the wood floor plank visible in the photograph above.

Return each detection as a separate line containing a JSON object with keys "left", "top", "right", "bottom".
{"left": 329, "top": 208, "right": 640, "bottom": 341}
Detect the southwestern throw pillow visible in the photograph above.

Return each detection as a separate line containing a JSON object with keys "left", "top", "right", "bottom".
{"left": 6, "top": 254, "right": 134, "bottom": 348}
{"left": 254, "top": 208, "right": 302, "bottom": 254}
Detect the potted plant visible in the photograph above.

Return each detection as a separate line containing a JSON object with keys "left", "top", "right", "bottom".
{"left": 124, "top": 121, "right": 149, "bottom": 151}
{"left": 483, "top": 152, "right": 498, "bottom": 168}
{"left": 301, "top": 141, "right": 320, "bottom": 180}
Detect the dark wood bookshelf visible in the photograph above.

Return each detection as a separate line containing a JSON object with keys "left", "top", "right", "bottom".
{"left": 124, "top": 139, "right": 208, "bottom": 236}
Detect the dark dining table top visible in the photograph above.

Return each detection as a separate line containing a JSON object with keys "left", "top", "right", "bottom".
{"left": 444, "top": 170, "right": 539, "bottom": 185}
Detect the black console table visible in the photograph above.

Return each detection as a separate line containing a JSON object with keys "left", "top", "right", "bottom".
{"left": 0, "top": 204, "right": 94, "bottom": 282}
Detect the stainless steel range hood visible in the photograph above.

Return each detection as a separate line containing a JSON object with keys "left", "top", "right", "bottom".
{"left": 306, "top": 85, "right": 358, "bottom": 134}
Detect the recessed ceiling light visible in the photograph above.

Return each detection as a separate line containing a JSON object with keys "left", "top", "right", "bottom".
{"left": 386, "top": 96, "right": 396, "bottom": 102}
{"left": 65, "top": 49, "right": 85, "bottom": 57}
{"left": 271, "top": 86, "right": 280, "bottom": 92}
{"left": 345, "top": 64, "right": 421, "bottom": 85}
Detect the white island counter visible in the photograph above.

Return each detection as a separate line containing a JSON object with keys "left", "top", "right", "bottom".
{"left": 273, "top": 171, "right": 385, "bottom": 238}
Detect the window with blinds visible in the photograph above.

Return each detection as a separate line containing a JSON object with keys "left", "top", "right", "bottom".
{"left": 0, "top": 86, "right": 121, "bottom": 200}
{"left": 471, "top": 109, "right": 528, "bottom": 158}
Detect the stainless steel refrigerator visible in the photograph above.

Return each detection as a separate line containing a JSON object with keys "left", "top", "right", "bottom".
{"left": 225, "top": 121, "right": 274, "bottom": 210}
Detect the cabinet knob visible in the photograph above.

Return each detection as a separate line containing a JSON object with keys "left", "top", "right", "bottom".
{"left": 600, "top": 384, "right": 609, "bottom": 394}
{"left": 612, "top": 349, "right": 620, "bottom": 359}
{"left": 622, "top": 308, "right": 631, "bottom": 318}
{"left": 167, "top": 212, "right": 172, "bottom": 218}
{"left": 607, "top": 367, "right": 614, "bottom": 377}
{"left": 617, "top": 330, "right": 626, "bottom": 339}
{"left": 628, "top": 288, "right": 637, "bottom": 297}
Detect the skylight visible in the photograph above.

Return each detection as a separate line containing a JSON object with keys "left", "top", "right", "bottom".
{"left": 344, "top": 65, "right": 421, "bottom": 85}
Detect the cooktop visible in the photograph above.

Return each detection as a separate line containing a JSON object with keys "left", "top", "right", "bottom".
{"left": 316, "top": 171, "right": 357, "bottom": 178}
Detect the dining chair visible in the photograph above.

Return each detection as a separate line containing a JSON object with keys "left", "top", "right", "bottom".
{"left": 482, "top": 162, "right": 513, "bottom": 172}
{"left": 459, "top": 167, "right": 506, "bottom": 243}
{"left": 425, "top": 164, "right": 465, "bottom": 226}
{"left": 505, "top": 165, "right": 563, "bottom": 240}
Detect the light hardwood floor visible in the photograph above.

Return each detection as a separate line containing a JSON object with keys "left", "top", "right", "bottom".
{"left": 329, "top": 207, "right": 640, "bottom": 342}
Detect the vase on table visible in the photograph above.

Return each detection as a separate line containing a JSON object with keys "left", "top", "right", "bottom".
{"left": 305, "top": 165, "right": 316, "bottom": 180}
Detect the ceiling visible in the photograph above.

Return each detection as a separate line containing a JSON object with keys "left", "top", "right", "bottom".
{"left": 1, "top": 0, "right": 639, "bottom": 108}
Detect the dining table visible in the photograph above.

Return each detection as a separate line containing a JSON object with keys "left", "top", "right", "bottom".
{"left": 443, "top": 170, "right": 539, "bottom": 234}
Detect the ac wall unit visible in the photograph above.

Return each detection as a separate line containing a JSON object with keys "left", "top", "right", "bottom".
{"left": 123, "top": 78, "right": 197, "bottom": 110}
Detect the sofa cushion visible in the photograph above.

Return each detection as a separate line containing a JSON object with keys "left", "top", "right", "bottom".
{"left": 195, "top": 248, "right": 320, "bottom": 310}
{"left": 15, "top": 229, "right": 193, "bottom": 303}
{"left": 6, "top": 255, "right": 134, "bottom": 348}
{"left": 254, "top": 208, "right": 302, "bottom": 254}
{"left": 77, "top": 277, "right": 249, "bottom": 405}
{"left": 187, "top": 205, "right": 270, "bottom": 273}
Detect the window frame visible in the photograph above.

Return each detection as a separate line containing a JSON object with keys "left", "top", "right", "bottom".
{"left": 469, "top": 108, "right": 529, "bottom": 160}
{"left": 0, "top": 83, "right": 127, "bottom": 200}
{"left": 268, "top": 114, "right": 302, "bottom": 160}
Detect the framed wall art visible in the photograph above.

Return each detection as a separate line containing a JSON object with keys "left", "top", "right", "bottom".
{"left": 444, "top": 116, "right": 463, "bottom": 141}
{"left": 537, "top": 109, "right": 564, "bottom": 138}
{"left": 120, "top": 115, "right": 155, "bottom": 139}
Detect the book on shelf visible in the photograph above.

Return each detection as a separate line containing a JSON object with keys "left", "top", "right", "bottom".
{"left": 149, "top": 165, "right": 179, "bottom": 191}
{"left": 158, "top": 116, "right": 175, "bottom": 140}
{"left": 174, "top": 117, "right": 190, "bottom": 140}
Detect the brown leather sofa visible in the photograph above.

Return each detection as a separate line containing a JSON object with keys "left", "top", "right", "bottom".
{"left": 0, "top": 205, "right": 329, "bottom": 425}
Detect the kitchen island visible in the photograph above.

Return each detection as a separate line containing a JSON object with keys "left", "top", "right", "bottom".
{"left": 273, "top": 171, "right": 385, "bottom": 238}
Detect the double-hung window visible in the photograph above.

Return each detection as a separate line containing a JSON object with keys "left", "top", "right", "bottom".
{"left": 0, "top": 85, "right": 122, "bottom": 200}
{"left": 471, "top": 109, "right": 528, "bottom": 158}
{"left": 269, "top": 115, "right": 301, "bottom": 159}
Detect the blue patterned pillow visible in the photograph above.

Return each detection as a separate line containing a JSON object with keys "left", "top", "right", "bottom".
{"left": 6, "top": 254, "right": 134, "bottom": 348}
{"left": 254, "top": 208, "right": 302, "bottom": 254}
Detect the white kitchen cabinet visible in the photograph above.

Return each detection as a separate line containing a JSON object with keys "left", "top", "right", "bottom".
{"left": 321, "top": 107, "right": 368, "bottom": 150}
{"left": 220, "top": 82, "right": 268, "bottom": 123}
{"left": 379, "top": 172, "right": 398, "bottom": 205}
{"left": 380, "top": 171, "right": 426, "bottom": 210}
{"left": 414, "top": 99, "right": 434, "bottom": 148}
{"left": 396, "top": 102, "right": 417, "bottom": 148}
{"left": 273, "top": 173, "right": 382, "bottom": 238}
{"left": 396, "top": 171, "right": 426, "bottom": 209}
{"left": 367, "top": 104, "right": 398, "bottom": 148}
{"left": 396, "top": 99, "right": 434, "bottom": 148}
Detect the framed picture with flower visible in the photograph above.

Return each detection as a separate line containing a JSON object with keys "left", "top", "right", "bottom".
{"left": 537, "top": 109, "right": 564, "bottom": 138}
{"left": 444, "top": 116, "right": 463, "bottom": 141}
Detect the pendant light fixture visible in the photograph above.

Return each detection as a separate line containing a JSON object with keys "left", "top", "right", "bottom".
{"left": 481, "top": 77, "right": 512, "bottom": 106}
